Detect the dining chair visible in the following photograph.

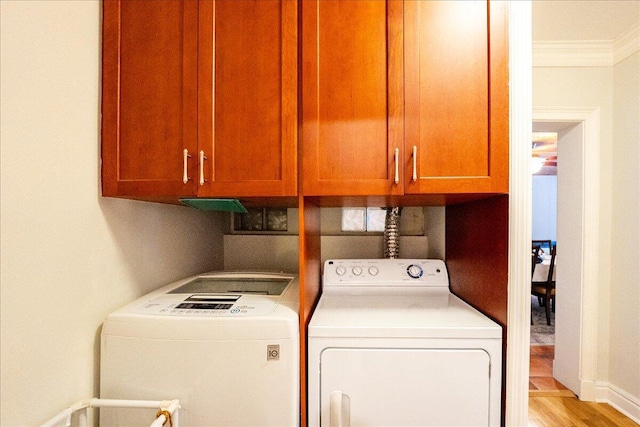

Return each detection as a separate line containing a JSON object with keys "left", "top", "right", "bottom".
{"left": 530, "top": 241, "right": 546, "bottom": 325}
{"left": 532, "top": 239, "right": 552, "bottom": 258}
{"left": 531, "top": 244, "right": 556, "bottom": 326}
{"left": 531, "top": 240, "right": 552, "bottom": 305}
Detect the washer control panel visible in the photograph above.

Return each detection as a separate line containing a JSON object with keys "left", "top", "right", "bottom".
{"left": 324, "top": 259, "right": 448, "bottom": 287}
{"left": 132, "top": 295, "right": 277, "bottom": 317}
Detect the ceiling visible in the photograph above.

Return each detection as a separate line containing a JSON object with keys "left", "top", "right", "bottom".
{"left": 532, "top": 132, "right": 558, "bottom": 175}
{"left": 533, "top": 1, "right": 640, "bottom": 41}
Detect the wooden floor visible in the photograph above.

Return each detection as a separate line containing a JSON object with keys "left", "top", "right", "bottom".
{"left": 528, "top": 345, "right": 639, "bottom": 426}
{"left": 529, "top": 345, "right": 573, "bottom": 396}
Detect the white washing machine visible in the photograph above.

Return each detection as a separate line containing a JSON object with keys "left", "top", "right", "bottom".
{"left": 100, "top": 271, "right": 299, "bottom": 426}
{"left": 307, "top": 259, "right": 502, "bottom": 427}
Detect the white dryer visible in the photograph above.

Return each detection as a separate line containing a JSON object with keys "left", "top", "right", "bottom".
{"left": 100, "top": 271, "right": 299, "bottom": 426}
{"left": 307, "top": 259, "right": 502, "bottom": 427}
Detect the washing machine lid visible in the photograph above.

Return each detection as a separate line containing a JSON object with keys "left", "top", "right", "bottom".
{"left": 307, "top": 291, "right": 502, "bottom": 339}
{"left": 168, "top": 276, "right": 290, "bottom": 296}
{"left": 102, "top": 272, "right": 299, "bottom": 341}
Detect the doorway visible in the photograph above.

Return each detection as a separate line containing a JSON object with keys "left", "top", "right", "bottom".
{"left": 531, "top": 108, "right": 601, "bottom": 400}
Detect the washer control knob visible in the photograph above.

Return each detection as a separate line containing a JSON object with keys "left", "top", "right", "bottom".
{"left": 368, "top": 266, "right": 379, "bottom": 276}
{"left": 352, "top": 266, "right": 363, "bottom": 276}
{"left": 335, "top": 266, "right": 347, "bottom": 276}
{"left": 407, "top": 264, "right": 423, "bottom": 279}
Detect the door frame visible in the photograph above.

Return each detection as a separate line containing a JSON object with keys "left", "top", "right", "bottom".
{"left": 532, "top": 107, "right": 601, "bottom": 401}
{"left": 505, "top": 2, "right": 532, "bottom": 425}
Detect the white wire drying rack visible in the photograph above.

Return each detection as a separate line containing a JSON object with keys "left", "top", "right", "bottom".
{"left": 40, "top": 398, "right": 180, "bottom": 427}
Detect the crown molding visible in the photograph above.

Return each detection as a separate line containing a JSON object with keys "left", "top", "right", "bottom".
{"left": 614, "top": 23, "right": 640, "bottom": 65}
{"left": 533, "top": 40, "right": 613, "bottom": 67}
{"left": 533, "top": 23, "right": 639, "bottom": 67}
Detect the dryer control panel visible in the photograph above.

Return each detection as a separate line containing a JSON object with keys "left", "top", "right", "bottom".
{"left": 323, "top": 259, "right": 448, "bottom": 288}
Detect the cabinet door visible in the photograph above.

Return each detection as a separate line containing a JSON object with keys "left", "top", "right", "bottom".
{"left": 301, "top": 0, "right": 404, "bottom": 196}
{"left": 102, "top": 0, "right": 198, "bottom": 197}
{"left": 198, "top": 0, "right": 298, "bottom": 197}
{"left": 404, "top": 1, "right": 508, "bottom": 194}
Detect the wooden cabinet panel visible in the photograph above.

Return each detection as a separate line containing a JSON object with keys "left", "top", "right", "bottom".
{"left": 102, "top": 0, "right": 198, "bottom": 197}
{"left": 103, "top": 0, "right": 297, "bottom": 200}
{"left": 446, "top": 194, "right": 509, "bottom": 421}
{"left": 198, "top": 0, "right": 298, "bottom": 197}
{"left": 301, "top": 0, "right": 404, "bottom": 196}
{"left": 301, "top": 0, "right": 508, "bottom": 198}
{"left": 404, "top": 0, "right": 509, "bottom": 194}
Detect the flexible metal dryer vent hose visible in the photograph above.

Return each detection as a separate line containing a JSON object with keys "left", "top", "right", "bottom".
{"left": 384, "top": 207, "right": 402, "bottom": 259}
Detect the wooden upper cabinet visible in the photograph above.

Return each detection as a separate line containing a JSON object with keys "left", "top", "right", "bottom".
{"left": 198, "top": 0, "right": 298, "bottom": 197}
{"left": 102, "top": 0, "right": 199, "bottom": 197}
{"left": 301, "top": 0, "right": 508, "bottom": 197}
{"left": 102, "top": 0, "right": 297, "bottom": 200}
{"left": 404, "top": 0, "right": 509, "bottom": 194}
{"left": 301, "top": 0, "right": 405, "bottom": 196}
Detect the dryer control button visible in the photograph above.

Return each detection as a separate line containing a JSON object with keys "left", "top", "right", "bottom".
{"left": 352, "top": 266, "right": 363, "bottom": 276}
{"left": 335, "top": 266, "right": 347, "bottom": 276}
{"left": 407, "top": 264, "right": 424, "bottom": 279}
{"left": 368, "top": 266, "right": 379, "bottom": 276}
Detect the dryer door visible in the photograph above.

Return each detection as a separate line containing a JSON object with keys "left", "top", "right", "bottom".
{"left": 320, "top": 348, "right": 492, "bottom": 426}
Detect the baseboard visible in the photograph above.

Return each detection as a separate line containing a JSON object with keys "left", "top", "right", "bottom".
{"left": 579, "top": 379, "right": 597, "bottom": 401}
{"left": 595, "top": 382, "right": 640, "bottom": 424}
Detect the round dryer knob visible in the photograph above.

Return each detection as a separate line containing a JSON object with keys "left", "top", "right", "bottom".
{"left": 352, "top": 266, "right": 363, "bottom": 276}
{"left": 335, "top": 266, "right": 347, "bottom": 276}
{"left": 407, "top": 264, "right": 423, "bottom": 279}
{"left": 368, "top": 266, "right": 379, "bottom": 276}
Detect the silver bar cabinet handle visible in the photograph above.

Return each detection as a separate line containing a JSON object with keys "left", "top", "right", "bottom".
{"left": 394, "top": 148, "right": 400, "bottom": 184}
{"left": 412, "top": 145, "right": 417, "bottom": 182}
{"left": 182, "top": 149, "right": 191, "bottom": 184}
{"left": 199, "top": 150, "right": 207, "bottom": 186}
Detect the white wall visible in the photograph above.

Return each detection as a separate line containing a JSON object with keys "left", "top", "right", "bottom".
{"left": 532, "top": 175, "right": 557, "bottom": 241}
{"left": 0, "top": 2, "right": 225, "bottom": 425}
{"left": 609, "top": 49, "right": 640, "bottom": 407}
